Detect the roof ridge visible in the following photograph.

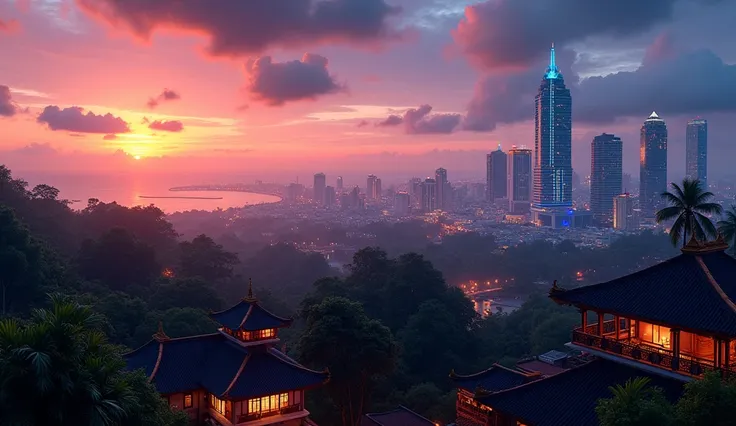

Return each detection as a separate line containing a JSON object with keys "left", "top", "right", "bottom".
{"left": 148, "top": 342, "right": 164, "bottom": 384}
{"left": 267, "top": 347, "right": 330, "bottom": 376}
{"left": 478, "top": 358, "right": 597, "bottom": 398}
{"left": 222, "top": 353, "right": 251, "bottom": 397}
{"left": 451, "top": 363, "right": 538, "bottom": 380}
{"left": 209, "top": 299, "right": 248, "bottom": 316}
{"left": 695, "top": 256, "right": 736, "bottom": 314}
{"left": 238, "top": 304, "right": 254, "bottom": 329}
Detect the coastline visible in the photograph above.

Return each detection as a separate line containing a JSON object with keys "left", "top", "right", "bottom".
{"left": 168, "top": 184, "right": 284, "bottom": 202}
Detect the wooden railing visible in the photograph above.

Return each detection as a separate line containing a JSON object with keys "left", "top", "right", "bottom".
{"left": 237, "top": 405, "right": 302, "bottom": 424}
{"left": 572, "top": 329, "right": 724, "bottom": 378}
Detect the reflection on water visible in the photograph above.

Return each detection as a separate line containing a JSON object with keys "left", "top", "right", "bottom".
{"left": 23, "top": 173, "right": 281, "bottom": 213}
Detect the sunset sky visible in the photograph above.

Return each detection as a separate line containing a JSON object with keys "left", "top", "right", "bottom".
{"left": 1, "top": 0, "right": 735, "bottom": 183}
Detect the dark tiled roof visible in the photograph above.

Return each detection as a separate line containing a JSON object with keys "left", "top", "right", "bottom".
{"left": 551, "top": 250, "right": 736, "bottom": 336}
{"left": 450, "top": 364, "right": 539, "bottom": 393}
{"left": 124, "top": 332, "right": 327, "bottom": 398}
{"left": 362, "top": 406, "right": 436, "bottom": 426}
{"left": 477, "top": 359, "right": 685, "bottom": 426}
{"left": 209, "top": 299, "right": 292, "bottom": 331}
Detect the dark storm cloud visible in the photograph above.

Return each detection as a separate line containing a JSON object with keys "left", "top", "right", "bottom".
{"left": 148, "top": 120, "right": 184, "bottom": 132}
{"left": 37, "top": 106, "right": 131, "bottom": 133}
{"left": 146, "top": 88, "right": 181, "bottom": 109}
{"left": 576, "top": 49, "right": 736, "bottom": 123}
{"left": 0, "top": 85, "right": 20, "bottom": 117}
{"left": 453, "top": 0, "right": 690, "bottom": 71}
{"left": 76, "top": 0, "right": 403, "bottom": 56}
{"left": 245, "top": 54, "right": 345, "bottom": 106}
{"left": 377, "top": 104, "right": 462, "bottom": 134}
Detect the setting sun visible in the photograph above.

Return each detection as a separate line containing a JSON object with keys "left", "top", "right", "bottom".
{"left": 134, "top": 155, "right": 141, "bottom": 160}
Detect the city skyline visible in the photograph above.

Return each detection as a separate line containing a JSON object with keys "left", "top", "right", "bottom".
{"left": 0, "top": 0, "right": 734, "bottom": 181}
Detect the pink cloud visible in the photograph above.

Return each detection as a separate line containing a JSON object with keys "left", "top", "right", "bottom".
{"left": 0, "top": 18, "right": 20, "bottom": 34}
{"left": 148, "top": 119, "right": 184, "bottom": 132}
{"left": 245, "top": 53, "right": 345, "bottom": 106}
{"left": 37, "top": 106, "right": 131, "bottom": 133}
{"left": 0, "top": 85, "right": 20, "bottom": 116}
{"left": 146, "top": 88, "right": 181, "bottom": 109}
{"left": 377, "top": 104, "right": 462, "bottom": 134}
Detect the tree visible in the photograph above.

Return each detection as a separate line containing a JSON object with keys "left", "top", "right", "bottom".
{"left": 148, "top": 277, "right": 223, "bottom": 312}
{"left": 298, "top": 297, "right": 397, "bottom": 426}
{"left": 178, "top": 234, "right": 239, "bottom": 283}
{"left": 675, "top": 372, "right": 736, "bottom": 426}
{"left": 717, "top": 205, "right": 736, "bottom": 256}
{"left": 0, "top": 295, "right": 186, "bottom": 426}
{"left": 30, "top": 184, "right": 60, "bottom": 201}
{"left": 596, "top": 377, "right": 674, "bottom": 426}
{"left": 656, "top": 178, "right": 722, "bottom": 247}
{"left": 130, "top": 308, "right": 219, "bottom": 348}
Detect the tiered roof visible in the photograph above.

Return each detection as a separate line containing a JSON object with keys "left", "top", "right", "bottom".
{"left": 209, "top": 282, "right": 293, "bottom": 331}
{"left": 361, "top": 406, "right": 436, "bottom": 426}
{"left": 125, "top": 285, "right": 327, "bottom": 398}
{"left": 472, "top": 359, "right": 684, "bottom": 426}
{"left": 551, "top": 237, "right": 736, "bottom": 336}
{"left": 450, "top": 363, "right": 541, "bottom": 393}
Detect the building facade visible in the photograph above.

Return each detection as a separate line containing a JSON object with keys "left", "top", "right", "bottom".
{"left": 393, "top": 192, "right": 411, "bottom": 216}
{"left": 639, "top": 112, "right": 668, "bottom": 218}
{"left": 613, "top": 193, "right": 637, "bottom": 231}
{"left": 590, "top": 134, "right": 623, "bottom": 227}
{"left": 313, "top": 173, "right": 326, "bottom": 205}
{"left": 336, "top": 176, "right": 344, "bottom": 193}
{"left": 686, "top": 118, "right": 708, "bottom": 188}
{"left": 507, "top": 146, "right": 532, "bottom": 214}
{"left": 486, "top": 147, "right": 507, "bottom": 202}
{"left": 125, "top": 284, "right": 328, "bottom": 426}
{"left": 324, "top": 186, "right": 336, "bottom": 207}
{"left": 421, "top": 178, "right": 437, "bottom": 213}
{"left": 435, "top": 168, "right": 448, "bottom": 210}
{"left": 532, "top": 45, "right": 573, "bottom": 211}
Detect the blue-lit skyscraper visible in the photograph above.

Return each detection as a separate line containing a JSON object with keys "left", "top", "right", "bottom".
{"left": 639, "top": 112, "right": 668, "bottom": 218}
{"left": 531, "top": 45, "right": 578, "bottom": 227}
{"left": 686, "top": 118, "right": 707, "bottom": 188}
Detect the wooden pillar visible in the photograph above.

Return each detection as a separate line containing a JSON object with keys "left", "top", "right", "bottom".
{"left": 581, "top": 309, "right": 588, "bottom": 330}
{"left": 597, "top": 312, "right": 604, "bottom": 336}
{"left": 615, "top": 315, "right": 621, "bottom": 340}
{"left": 726, "top": 340, "right": 731, "bottom": 371}
{"left": 715, "top": 338, "right": 722, "bottom": 368}
{"left": 671, "top": 329, "right": 680, "bottom": 371}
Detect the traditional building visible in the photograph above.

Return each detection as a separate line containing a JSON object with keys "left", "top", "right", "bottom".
{"left": 451, "top": 235, "right": 736, "bottom": 426}
{"left": 125, "top": 283, "right": 329, "bottom": 426}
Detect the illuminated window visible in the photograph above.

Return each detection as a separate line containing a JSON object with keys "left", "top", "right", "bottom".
{"left": 247, "top": 393, "right": 290, "bottom": 414}
{"left": 209, "top": 394, "right": 226, "bottom": 415}
{"left": 639, "top": 322, "right": 671, "bottom": 348}
{"left": 184, "top": 393, "right": 193, "bottom": 409}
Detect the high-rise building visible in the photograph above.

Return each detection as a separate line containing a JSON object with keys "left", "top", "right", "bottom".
{"left": 313, "top": 173, "right": 326, "bottom": 204}
{"left": 532, "top": 44, "right": 573, "bottom": 211}
{"left": 421, "top": 178, "right": 437, "bottom": 213}
{"left": 408, "top": 178, "right": 422, "bottom": 208}
{"left": 590, "top": 133, "right": 623, "bottom": 227}
{"left": 394, "top": 192, "right": 411, "bottom": 216}
{"left": 375, "top": 178, "right": 382, "bottom": 200}
{"left": 507, "top": 146, "right": 532, "bottom": 214}
{"left": 486, "top": 146, "right": 507, "bottom": 202}
{"left": 435, "top": 168, "right": 448, "bottom": 209}
{"left": 639, "top": 111, "right": 668, "bottom": 218}
{"left": 324, "top": 186, "right": 336, "bottom": 207}
{"left": 336, "top": 176, "right": 344, "bottom": 192}
{"left": 366, "top": 175, "right": 377, "bottom": 200}
{"left": 613, "top": 193, "right": 638, "bottom": 231}
{"left": 686, "top": 118, "right": 708, "bottom": 188}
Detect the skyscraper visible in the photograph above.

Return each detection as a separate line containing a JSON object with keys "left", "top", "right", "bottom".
{"left": 639, "top": 112, "right": 668, "bottom": 218}
{"left": 435, "top": 168, "right": 448, "bottom": 209}
{"left": 375, "top": 178, "right": 382, "bottom": 200}
{"left": 421, "top": 178, "right": 437, "bottom": 213}
{"left": 590, "top": 133, "right": 623, "bottom": 227}
{"left": 313, "top": 173, "right": 326, "bottom": 204}
{"left": 532, "top": 44, "right": 573, "bottom": 211}
{"left": 613, "top": 193, "right": 637, "bottom": 231}
{"left": 394, "top": 192, "right": 411, "bottom": 216}
{"left": 507, "top": 146, "right": 532, "bottom": 214}
{"left": 336, "top": 176, "right": 344, "bottom": 192}
{"left": 486, "top": 146, "right": 507, "bottom": 202}
{"left": 366, "top": 175, "right": 377, "bottom": 200}
{"left": 324, "top": 186, "right": 336, "bottom": 207}
{"left": 686, "top": 118, "right": 708, "bottom": 188}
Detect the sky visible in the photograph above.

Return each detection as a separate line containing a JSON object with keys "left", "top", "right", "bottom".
{"left": 1, "top": 0, "right": 735, "bottom": 185}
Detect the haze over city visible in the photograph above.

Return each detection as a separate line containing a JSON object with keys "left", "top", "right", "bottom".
{"left": 1, "top": 0, "right": 735, "bottom": 184}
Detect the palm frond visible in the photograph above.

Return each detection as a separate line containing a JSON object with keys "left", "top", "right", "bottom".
{"left": 695, "top": 202, "right": 723, "bottom": 216}
{"left": 656, "top": 206, "right": 682, "bottom": 223}
{"left": 669, "top": 214, "right": 686, "bottom": 246}
{"left": 660, "top": 191, "right": 685, "bottom": 208}
{"left": 695, "top": 212, "right": 718, "bottom": 239}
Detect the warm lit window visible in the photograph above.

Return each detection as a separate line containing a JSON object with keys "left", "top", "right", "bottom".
{"left": 247, "top": 393, "right": 289, "bottom": 414}
{"left": 184, "top": 393, "right": 193, "bottom": 409}
{"left": 209, "top": 394, "right": 226, "bottom": 415}
{"left": 639, "top": 322, "right": 671, "bottom": 348}
{"left": 261, "top": 329, "right": 275, "bottom": 338}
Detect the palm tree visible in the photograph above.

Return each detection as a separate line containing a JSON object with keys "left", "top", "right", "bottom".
{"left": 656, "top": 178, "right": 722, "bottom": 247}
{"left": 717, "top": 205, "right": 736, "bottom": 256}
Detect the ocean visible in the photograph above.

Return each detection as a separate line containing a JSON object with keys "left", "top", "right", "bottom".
{"left": 20, "top": 172, "right": 281, "bottom": 213}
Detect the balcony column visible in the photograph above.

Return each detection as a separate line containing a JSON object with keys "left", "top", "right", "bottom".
{"left": 614, "top": 315, "right": 621, "bottom": 340}
{"left": 580, "top": 309, "right": 587, "bottom": 330}
{"left": 715, "top": 338, "right": 722, "bottom": 369}
{"left": 671, "top": 329, "right": 680, "bottom": 371}
{"left": 597, "top": 312, "right": 604, "bottom": 336}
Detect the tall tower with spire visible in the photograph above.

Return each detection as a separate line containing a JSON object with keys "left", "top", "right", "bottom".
{"left": 640, "top": 111, "right": 668, "bottom": 218}
{"left": 531, "top": 44, "right": 573, "bottom": 225}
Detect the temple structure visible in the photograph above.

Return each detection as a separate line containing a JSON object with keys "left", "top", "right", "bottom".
{"left": 125, "top": 283, "right": 329, "bottom": 426}
{"left": 452, "top": 236, "right": 735, "bottom": 426}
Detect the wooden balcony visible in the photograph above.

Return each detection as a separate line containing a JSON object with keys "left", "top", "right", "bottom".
{"left": 572, "top": 328, "right": 727, "bottom": 378}
{"left": 237, "top": 404, "right": 303, "bottom": 424}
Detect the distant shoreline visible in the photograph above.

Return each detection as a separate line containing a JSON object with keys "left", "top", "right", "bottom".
{"left": 168, "top": 185, "right": 284, "bottom": 202}
{"left": 139, "top": 195, "right": 224, "bottom": 200}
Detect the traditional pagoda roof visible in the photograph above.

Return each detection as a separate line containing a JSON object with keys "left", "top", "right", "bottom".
{"left": 474, "top": 358, "right": 684, "bottom": 426}
{"left": 361, "top": 406, "right": 436, "bottom": 426}
{"left": 450, "top": 363, "right": 541, "bottom": 394}
{"left": 125, "top": 331, "right": 328, "bottom": 398}
{"left": 550, "top": 238, "right": 736, "bottom": 336}
{"left": 209, "top": 280, "right": 293, "bottom": 331}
